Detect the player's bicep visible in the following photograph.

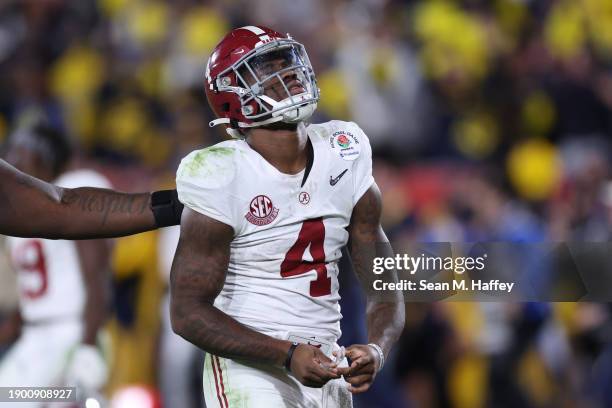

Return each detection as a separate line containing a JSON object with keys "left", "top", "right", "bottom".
{"left": 348, "top": 183, "right": 392, "bottom": 287}
{"left": 170, "top": 207, "right": 233, "bottom": 305}
{"left": 349, "top": 182, "right": 386, "bottom": 245}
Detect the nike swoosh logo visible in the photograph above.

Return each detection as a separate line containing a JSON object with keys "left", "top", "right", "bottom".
{"left": 330, "top": 169, "right": 348, "bottom": 186}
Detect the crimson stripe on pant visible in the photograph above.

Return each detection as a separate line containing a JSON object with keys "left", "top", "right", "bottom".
{"left": 214, "top": 356, "right": 230, "bottom": 408}
{"left": 211, "top": 355, "right": 226, "bottom": 408}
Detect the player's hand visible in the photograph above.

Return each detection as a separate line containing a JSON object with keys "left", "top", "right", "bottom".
{"left": 290, "top": 344, "right": 340, "bottom": 388}
{"left": 336, "top": 344, "right": 380, "bottom": 394}
{"left": 65, "top": 344, "right": 108, "bottom": 391}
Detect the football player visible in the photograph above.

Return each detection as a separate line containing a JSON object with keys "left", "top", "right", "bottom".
{"left": 170, "top": 26, "right": 405, "bottom": 407}
{"left": 0, "top": 156, "right": 182, "bottom": 239}
{"left": 0, "top": 124, "right": 112, "bottom": 402}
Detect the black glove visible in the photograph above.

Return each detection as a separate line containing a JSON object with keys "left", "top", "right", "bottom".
{"left": 150, "top": 189, "right": 184, "bottom": 227}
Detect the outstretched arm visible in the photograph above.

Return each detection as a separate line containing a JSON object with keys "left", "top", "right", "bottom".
{"left": 339, "top": 182, "right": 405, "bottom": 393}
{"left": 0, "top": 159, "right": 181, "bottom": 239}
{"left": 170, "top": 208, "right": 339, "bottom": 387}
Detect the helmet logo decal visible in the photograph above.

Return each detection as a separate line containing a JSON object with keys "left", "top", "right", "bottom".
{"left": 246, "top": 195, "right": 279, "bottom": 226}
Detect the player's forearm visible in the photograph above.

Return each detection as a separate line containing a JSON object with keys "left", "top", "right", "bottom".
{"left": 171, "top": 299, "right": 291, "bottom": 366}
{"left": 76, "top": 240, "right": 112, "bottom": 345}
{"left": 82, "top": 296, "right": 108, "bottom": 345}
{"left": 57, "top": 187, "right": 156, "bottom": 239}
{"left": 350, "top": 221, "right": 405, "bottom": 356}
{"left": 365, "top": 301, "right": 404, "bottom": 357}
{"left": 353, "top": 240, "right": 405, "bottom": 356}
{"left": 0, "top": 159, "right": 158, "bottom": 239}
{"left": 81, "top": 269, "right": 110, "bottom": 345}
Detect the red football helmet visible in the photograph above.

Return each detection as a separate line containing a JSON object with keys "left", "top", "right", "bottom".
{"left": 205, "top": 25, "right": 319, "bottom": 137}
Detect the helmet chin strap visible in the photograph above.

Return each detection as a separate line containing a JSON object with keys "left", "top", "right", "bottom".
{"left": 209, "top": 94, "right": 316, "bottom": 139}
{"left": 258, "top": 94, "right": 313, "bottom": 122}
{"left": 209, "top": 118, "right": 231, "bottom": 127}
{"left": 208, "top": 116, "right": 285, "bottom": 129}
{"left": 209, "top": 115, "right": 286, "bottom": 139}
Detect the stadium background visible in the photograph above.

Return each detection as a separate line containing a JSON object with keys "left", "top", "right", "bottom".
{"left": 1, "top": 0, "right": 612, "bottom": 407}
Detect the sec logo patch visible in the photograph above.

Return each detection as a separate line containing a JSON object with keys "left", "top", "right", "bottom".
{"left": 245, "top": 195, "right": 279, "bottom": 226}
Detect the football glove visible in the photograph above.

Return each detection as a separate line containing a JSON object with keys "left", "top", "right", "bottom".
{"left": 65, "top": 344, "right": 108, "bottom": 391}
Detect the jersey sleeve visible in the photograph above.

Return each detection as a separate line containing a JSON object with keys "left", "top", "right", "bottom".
{"left": 350, "top": 123, "right": 375, "bottom": 206}
{"left": 176, "top": 146, "right": 238, "bottom": 231}
{"left": 55, "top": 169, "right": 113, "bottom": 189}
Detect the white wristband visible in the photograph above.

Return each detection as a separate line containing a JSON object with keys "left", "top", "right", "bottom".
{"left": 367, "top": 343, "right": 385, "bottom": 372}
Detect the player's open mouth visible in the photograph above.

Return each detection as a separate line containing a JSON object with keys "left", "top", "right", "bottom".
{"left": 287, "top": 81, "right": 305, "bottom": 95}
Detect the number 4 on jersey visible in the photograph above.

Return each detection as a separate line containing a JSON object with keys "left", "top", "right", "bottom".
{"left": 280, "top": 218, "right": 332, "bottom": 297}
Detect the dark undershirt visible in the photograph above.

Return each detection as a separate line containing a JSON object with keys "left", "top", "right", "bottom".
{"left": 300, "top": 139, "right": 314, "bottom": 188}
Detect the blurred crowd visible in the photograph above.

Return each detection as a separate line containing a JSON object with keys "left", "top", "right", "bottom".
{"left": 1, "top": 0, "right": 612, "bottom": 407}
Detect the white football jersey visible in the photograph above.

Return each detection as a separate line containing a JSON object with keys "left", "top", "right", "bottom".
{"left": 6, "top": 169, "right": 112, "bottom": 323}
{"left": 176, "top": 120, "right": 374, "bottom": 340}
